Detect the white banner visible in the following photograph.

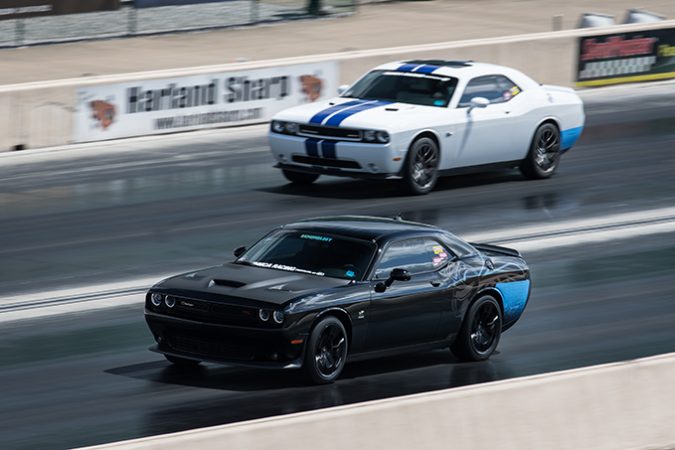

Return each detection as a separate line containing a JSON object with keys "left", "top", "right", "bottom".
{"left": 73, "top": 61, "right": 339, "bottom": 143}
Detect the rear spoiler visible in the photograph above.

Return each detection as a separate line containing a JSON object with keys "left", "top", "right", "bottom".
{"left": 470, "top": 242, "right": 522, "bottom": 258}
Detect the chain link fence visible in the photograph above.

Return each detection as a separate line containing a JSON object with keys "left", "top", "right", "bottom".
{"left": 0, "top": 0, "right": 357, "bottom": 48}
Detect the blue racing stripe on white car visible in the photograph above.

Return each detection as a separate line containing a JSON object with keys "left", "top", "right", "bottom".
{"left": 324, "top": 100, "right": 391, "bottom": 127}
{"left": 396, "top": 63, "right": 420, "bottom": 72}
{"left": 309, "top": 100, "right": 364, "bottom": 124}
{"left": 396, "top": 64, "right": 439, "bottom": 74}
{"left": 415, "top": 65, "right": 439, "bottom": 74}
{"left": 305, "top": 138, "right": 321, "bottom": 157}
{"left": 321, "top": 141, "right": 337, "bottom": 159}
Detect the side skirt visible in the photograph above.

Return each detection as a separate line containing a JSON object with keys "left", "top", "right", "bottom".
{"left": 347, "top": 336, "right": 456, "bottom": 363}
{"left": 439, "top": 160, "right": 522, "bottom": 177}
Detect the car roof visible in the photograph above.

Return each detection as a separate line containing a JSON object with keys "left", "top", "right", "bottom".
{"left": 372, "top": 60, "right": 531, "bottom": 83}
{"left": 284, "top": 215, "right": 441, "bottom": 242}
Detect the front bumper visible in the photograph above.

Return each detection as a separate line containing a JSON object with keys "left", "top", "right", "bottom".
{"left": 145, "top": 312, "right": 306, "bottom": 369}
{"left": 269, "top": 132, "right": 405, "bottom": 178}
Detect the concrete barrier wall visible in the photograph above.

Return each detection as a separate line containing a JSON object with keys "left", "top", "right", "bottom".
{"left": 82, "top": 352, "right": 675, "bottom": 450}
{"left": 1, "top": 20, "right": 674, "bottom": 151}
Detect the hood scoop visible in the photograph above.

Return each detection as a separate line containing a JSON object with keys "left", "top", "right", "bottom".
{"left": 209, "top": 279, "right": 246, "bottom": 289}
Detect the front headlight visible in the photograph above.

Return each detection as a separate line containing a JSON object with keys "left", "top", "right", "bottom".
{"left": 362, "top": 129, "right": 389, "bottom": 143}
{"left": 376, "top": 130, "right": 390, "bottom": 143}
{"left": 271, "top": 120, "right": 299, "bottom": 135}
{"left": 271, "top": 120, "right": 285, "bottom": 133}
{"left": 259, "top": 309, "right": 270, "bottom": 322}
{"left": 165, "top": 296, "right": 176, "bottom": 308}
{"left": 150, "top": 292, "right": 163, "bottom": 307}
{"left": 273, "top": 310, "right": 284, "bottom": 324}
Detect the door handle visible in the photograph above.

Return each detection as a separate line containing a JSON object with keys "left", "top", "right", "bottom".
{"left": 430, "top": 280, "right": 441, "bottom": 287}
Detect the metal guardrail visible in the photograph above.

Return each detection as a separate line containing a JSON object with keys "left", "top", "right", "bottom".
{"left": 0, "top": 0, "right": 356, "bottom": 48}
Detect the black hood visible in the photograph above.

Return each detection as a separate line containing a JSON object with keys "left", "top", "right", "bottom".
{"left": 155, "top": 262, "right": 350, "bottom": 305}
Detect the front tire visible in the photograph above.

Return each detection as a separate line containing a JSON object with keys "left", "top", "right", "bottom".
{"left": 402, "top": 136, "right": 440, "bottom": 195}
{"left": 452, "top": 295, "right": 502, "bottom": 361}
{"left": 282, "top": 169, "right": 320, "bottom": 185}
{"left": 304, "top": 316, "right": 348, "bottom": 384}
{"left": 520, "top": 123, "right": 561, "bottom": 179}
{"left": 165, "top": 354, "right": 201, "bottom": 368}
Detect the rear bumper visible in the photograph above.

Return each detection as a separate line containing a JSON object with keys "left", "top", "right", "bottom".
{"left": 145, "top": 312, "right": 306, "bottom": 369}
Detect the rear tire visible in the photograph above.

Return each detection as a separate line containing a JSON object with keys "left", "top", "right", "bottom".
{"left": 452, "top": 295, "right": 502, "bottom": 362}
{"left": 402, "top": 136, "right": 440, "bottom": 195}
{"left": 165, "top": 354, "right": 201, "bottom": 367}
{"left": 303, "top": 316, "right": 348, "bottom": 384}
{"left": 520, "top": 123, "right": 561, "bottom": 179}
{"left": 282, "top": 169, "right": 320, "bottom": 185}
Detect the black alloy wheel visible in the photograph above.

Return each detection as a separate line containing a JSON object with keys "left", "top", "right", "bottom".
{"left": 520, "top": 123, "right": 561, "bottom": 179}
{"left": 165, "top": 354, "right": 201, "bottom": 368}
{"left": 304, "top": 316, "right": 348, "bottom": 384}
{"left": 282, "top": 169, "right": 320, "bottom": 185}
{"left": 451, "top": 295, "right": 502, "bottom": 361}
{"left": 403, "top": 136, "right": 440, "bottom": 195}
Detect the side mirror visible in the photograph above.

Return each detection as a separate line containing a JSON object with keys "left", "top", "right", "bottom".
{"left": 337, "top": 84, "right": 350, "bottom": 96}
{"left": 469, "top": 97, "right": 490, "bottom": 110}
{"left": 233, "top": 246, "right": 246, "bottom": 258}
{"left": 375, "top": 267, "right": 411, "bottom": 293}
{"left": 390, "top": 268, "right": 411, "bottom": 282}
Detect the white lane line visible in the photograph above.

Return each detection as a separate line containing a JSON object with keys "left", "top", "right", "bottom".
{"left": 462, "top": 205, "right": 675, "bottom": 244}
{"left": 2, "top": 207, "right": 675, "bottom": 322}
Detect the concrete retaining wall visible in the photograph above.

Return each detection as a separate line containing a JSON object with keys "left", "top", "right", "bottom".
{"left": 1, "top": 20, "right": 674, "bottom": 151}
{"left": 82, "top": 352, "right": 675, "bottom": 450}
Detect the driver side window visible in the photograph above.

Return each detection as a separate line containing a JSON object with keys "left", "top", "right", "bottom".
{"left": 374, "top": 238, "right": 452, "bottom": 279}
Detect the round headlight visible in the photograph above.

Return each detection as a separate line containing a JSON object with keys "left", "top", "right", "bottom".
{"left": 165, "top": 295, "right": 176, "bottom": 308}
{"left": 376, "top": 130, "right": 390, "bottom": 143}
{"left": 151, "top": 293, "right": 163, "bottom": 307}
{"left": 285, "top": 122, "right": 299, "bottom": 134}
{"left": 273, "top": 310, "right": 284, "bottom": 324}
{"left": 271, "top": 120, "right": 285, "bottom": 133}
{"left": 259, "top": 309, "right": 270, "bottom": 322}
{"left": 363, "top": 130, "right": 376, "bottom": 142}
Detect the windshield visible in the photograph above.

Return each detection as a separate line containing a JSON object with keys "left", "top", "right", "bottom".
{"left": 343, "top": 70, "right": 458, "bottom": 107}
{"left": 237, "top": 230, "right": 376, "bottom": 280}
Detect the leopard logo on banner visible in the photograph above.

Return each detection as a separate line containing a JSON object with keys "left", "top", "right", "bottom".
{"left": 89, "top": 100, "right": 116, "bottom": 130}
{"left": 299, "top": 75, "right": 323, "bottom": 102}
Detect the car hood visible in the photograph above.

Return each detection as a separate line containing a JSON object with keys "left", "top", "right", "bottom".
{"left": 154, "top": 262, "right": 350, "bottom": 305}
{"left": 274, "top": 97, "right": 442, "bottom": 131}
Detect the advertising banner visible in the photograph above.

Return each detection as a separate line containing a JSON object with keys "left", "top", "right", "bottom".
{"left": 73, "top": 62, "right": 338, "bottom": 143}
{"left": 576, "top": 27, "right": 675, "bottom": 87}
{"left": 0, "top": 0, "right": 119, "bottom": 20}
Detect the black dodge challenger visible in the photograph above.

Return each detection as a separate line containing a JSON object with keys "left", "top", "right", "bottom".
{"left": 145, "top": 216, "right": 530, "bottom": 383}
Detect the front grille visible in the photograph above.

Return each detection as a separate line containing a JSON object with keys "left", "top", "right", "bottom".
{"left": 298, "top": 124, "right": 362, "bottom": 140}
{"left": 166, "top": 333, "right": 255, "bottom": 361}
{"left": 162, "top": 296, "right": 262, "bottom": 327}
{"left": 292, "top": 155, "right": 362, "bottom": 169}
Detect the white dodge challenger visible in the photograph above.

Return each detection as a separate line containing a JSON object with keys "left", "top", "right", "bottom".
{"left": 269, "top": 60, "right": 585, "bottom": 194}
